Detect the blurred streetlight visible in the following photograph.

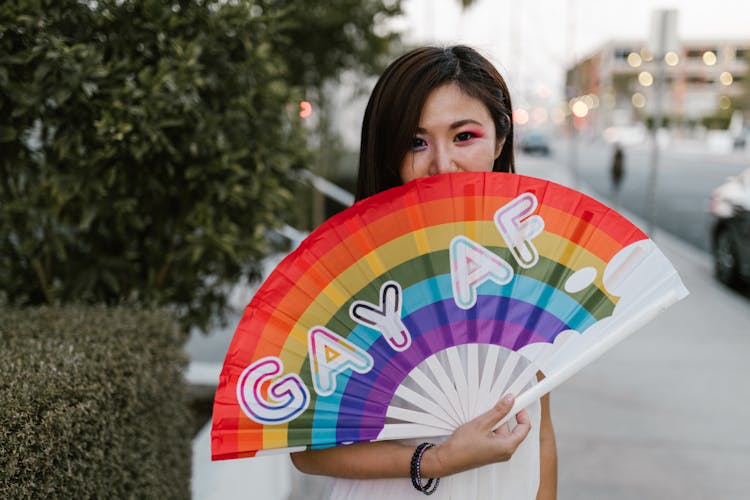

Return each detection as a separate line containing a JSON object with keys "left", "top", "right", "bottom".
{"left": 720, "top": 72, "right": 734, "bottom": 85}
{"left": 664, "top": 51, "right": 680, "bottom": 66}
{"left": 632, "top": 92, "right": 647, "bottom": 108}
{"left": 581, "top": 94, "right": 599, "bottom": 109}
{"left": 627, "top": 52, "right": 642, "bottom": 67}
{"left": 638, "top": 71, "right": 654, "bottom": 87}
{"left": 571, "top": 99, "right": 589, "bottom": 117}
{"left": 513, "top": 108, "right": 530, "bottom": 125}
{"left": 702, "top": 51, "right": 718, "bottom": 66}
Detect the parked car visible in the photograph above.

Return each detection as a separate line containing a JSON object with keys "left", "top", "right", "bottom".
{"left": 520, "top": 132, "right": 551, "bottom": 156}
{"left": 710, "top": 167, "right": 750, "bottom": 287}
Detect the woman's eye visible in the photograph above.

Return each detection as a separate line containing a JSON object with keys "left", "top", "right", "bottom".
{"left": 455, "top": 131, "right": 475, "bottom": 142}
{"left": 410, "top": 137, "right": 427, "bottom": 150}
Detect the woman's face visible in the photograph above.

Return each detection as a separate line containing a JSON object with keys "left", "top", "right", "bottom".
{"left": 399, "top": 83, "right": 504, "bottom": 184}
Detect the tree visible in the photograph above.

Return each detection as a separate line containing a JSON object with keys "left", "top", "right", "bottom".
{"left": 261, "top": 0, "right": 402, "bottom": 89}
{"left": 0, "top": 0, "right": 403, "bottom": 330}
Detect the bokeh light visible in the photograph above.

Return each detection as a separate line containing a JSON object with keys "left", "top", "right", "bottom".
{"left": 702, "top": 51, "right": 717, "bottom": 66}
{"left": 719, "top": 95, "right": 731, "bottom": 110}
{"left": 581, "top": 94, "right": 599, "bottom": 109}
{"left": 638, "top": 71, "right": 654, "bottom": 87}
{"left": 536, "top": 84, "right": 552, "bottom": 99}
{"left": 664, "top": 51, "right": 680, "bottom": 66}
{"left": 513, "top": 108, "right": 530, "bottom": 125}
{"left": 571, "top": 100, "right": 589, "bottom": 118}
{"left": 631, "top": 92, "right": 646, "bottom": 108}
{"left": 720, "top": 72, "right": 734, "bottom": 85}
{"left": 531, "top": 107, "right": 549, "bottom": 125}
{"left": 627, "top": 52, "right": 642, "bottom": 67}
{"left": 299, "top": 101, "right": 312, "bottom": 118}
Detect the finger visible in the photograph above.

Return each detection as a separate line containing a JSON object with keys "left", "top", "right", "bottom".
{"left": 509, "top": 410, "right": 531, "bottom": 441}
{"left": 476, "top": 393, "right": 515, "bottom": 428}
{"left": 492, "top": 406, "right": 530, "bottom": 437}
{"left": 514, "top": 408, "right": 530, "bottom": 426}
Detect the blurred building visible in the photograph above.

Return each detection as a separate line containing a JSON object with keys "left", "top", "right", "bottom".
{"left": 565, "top": 39, "right": 750, "bottom": 138}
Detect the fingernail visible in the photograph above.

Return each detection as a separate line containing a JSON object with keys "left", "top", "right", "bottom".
{"left": 503, "top": 393, "right": 514, "bottom": 403}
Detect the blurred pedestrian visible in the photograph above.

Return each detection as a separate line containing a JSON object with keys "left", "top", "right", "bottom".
{"left": 291, "top": 45, "right": 556, "bottom": 500}
{"left": 611, "top": 143, "right": 625, "bottom": 204}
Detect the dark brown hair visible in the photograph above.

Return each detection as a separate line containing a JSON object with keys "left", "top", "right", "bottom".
{"left": 355, "top": 45, "right": 515, "bottom": 200}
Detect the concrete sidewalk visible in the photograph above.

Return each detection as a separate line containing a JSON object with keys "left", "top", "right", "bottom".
{"left": 191, "top": 157, "right": 750, "bottom": 499}
{"left": 526, "top": 157, "right": 750, "bottom": 499}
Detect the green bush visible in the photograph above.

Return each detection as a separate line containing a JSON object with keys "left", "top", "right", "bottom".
{"left": 0, "top": 0, "right": 403, "bottom": 331}
{"left": 0, "top": 305, "right": 192, "bottom": 499}
{"left": 0, "top": 0, "right": 311, "bottom": 331}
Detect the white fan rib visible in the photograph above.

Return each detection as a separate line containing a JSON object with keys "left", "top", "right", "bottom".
{"left": 385, "top": 406, "right": 455, "bottom": 431}
{"left": 426, "top": 357, "right": 467, "bottom": 425}
{"left": 476, "top": 344, "right": 501, "bottom": 415}
{"left": 393, "top": 384, "right": 458, "bottom": 428}
{"left": 407, "top": 366, "right": 463, "bottom": 427}
{"left": 378, "top": 423, "right": 452, "bottom": 441}
{"left": 446, "top": 347, "right": 470, "bottom": 422}
{"left": 488, "top": 349, "right": 521, "bottom": 402}
{"left": 466, "top": 344, "right": 479, "bottom": 420}
{"left": 503, "top": 362, "right": 538, "bottom": 398}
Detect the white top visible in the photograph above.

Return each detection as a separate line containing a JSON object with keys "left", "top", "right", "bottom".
{"left": 325, "top": 397, "right": 541, "bottom": 500}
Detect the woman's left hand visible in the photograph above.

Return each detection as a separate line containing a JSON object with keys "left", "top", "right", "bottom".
{"left": 424, "top": 393, "right": 532, "bottom": 477}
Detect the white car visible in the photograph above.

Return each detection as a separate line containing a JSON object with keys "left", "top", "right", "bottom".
{"left": 710, "top": 168, "right": 750, "bottom": 287}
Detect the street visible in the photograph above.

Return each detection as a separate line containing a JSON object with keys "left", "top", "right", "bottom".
{"left": 561, "top": 138, "right": 750, "bottom": 252}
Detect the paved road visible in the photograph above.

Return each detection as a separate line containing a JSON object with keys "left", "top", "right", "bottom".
{"left": 560, "top": 138, "right": 750, "bottom": 252}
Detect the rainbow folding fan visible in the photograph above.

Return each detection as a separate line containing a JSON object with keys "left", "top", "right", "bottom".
{"left": 211, "top": 172, "right": 688, "bottom": 460}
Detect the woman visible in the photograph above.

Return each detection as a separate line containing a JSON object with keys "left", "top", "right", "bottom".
{"left": 291, "top": 45, "right": 557, "bottom": 499}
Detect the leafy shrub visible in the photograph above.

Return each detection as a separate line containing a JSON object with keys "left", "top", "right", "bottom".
{"left": 0, "top": 0, "right": 308, "bottom": 331}
{"left": 0, "top": 0, "right": 402, "bottom": 331}
{"left": 0, "top": 305, "right": 192, "bottom": 499}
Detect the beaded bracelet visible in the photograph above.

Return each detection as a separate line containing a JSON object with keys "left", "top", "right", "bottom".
{"left": 410, "top": 442, "right": 440, "bottom": 495}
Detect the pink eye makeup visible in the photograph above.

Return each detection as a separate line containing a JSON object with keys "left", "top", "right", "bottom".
{"left": 455, "top": 129, "right": 484, "bottom": 143}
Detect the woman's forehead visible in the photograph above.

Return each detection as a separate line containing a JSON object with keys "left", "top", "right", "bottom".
{"left": 418, "top": 83, "right": 494, "bottom": 127}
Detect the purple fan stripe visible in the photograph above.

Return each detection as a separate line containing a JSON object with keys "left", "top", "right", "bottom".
{"left": 334, "top": 296, "right": 568, "bottom": 443}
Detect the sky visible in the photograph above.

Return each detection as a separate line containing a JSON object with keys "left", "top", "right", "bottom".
{"left": 396, "top": 0, "right": 750, "bottom": 106}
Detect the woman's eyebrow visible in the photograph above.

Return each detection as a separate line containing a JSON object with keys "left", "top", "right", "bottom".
{"left": 449, "top": 119, "right": 484, "bottom": 129}
{"left": 415, "top": 119, "right": 485, "bottom": 134}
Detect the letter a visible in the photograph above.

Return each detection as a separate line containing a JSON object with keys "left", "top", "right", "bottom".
{"left": 450, "top": 236, "right": 514, "bottom": 309}
{"left": 494, "top": 192, "right": 544, "bottom": 268}
{"left": 308, "top": 326, "right": 374, "bottom": 397}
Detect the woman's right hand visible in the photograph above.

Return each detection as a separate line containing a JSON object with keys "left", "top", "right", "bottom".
{"left": 425, "top": 394, "right": 531, "bottom": 477}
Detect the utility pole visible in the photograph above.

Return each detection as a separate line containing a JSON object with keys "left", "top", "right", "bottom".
{"left": 566, "top": 0, "right": 579, "bottom": 188}
{"left": 646, "top": 9, "right": 678, "bottom": 236}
